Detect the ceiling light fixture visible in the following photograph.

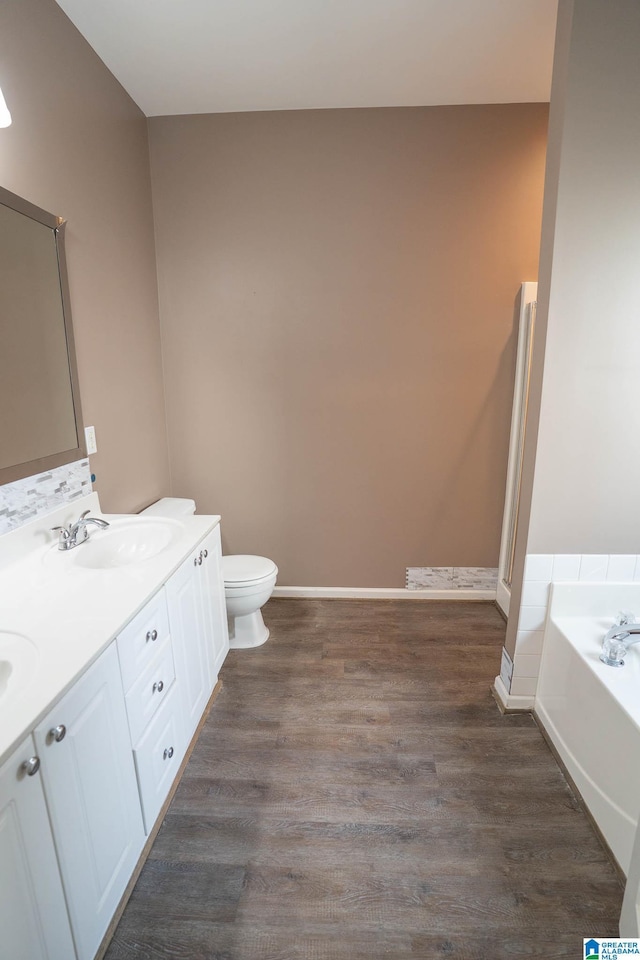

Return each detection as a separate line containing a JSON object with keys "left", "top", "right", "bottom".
{"left": 0, "top": 87, "right": 12, "bottom": 127}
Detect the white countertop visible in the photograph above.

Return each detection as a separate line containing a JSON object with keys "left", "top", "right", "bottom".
{"left": 0, "top": 492, "right": 220, "bottom": 763}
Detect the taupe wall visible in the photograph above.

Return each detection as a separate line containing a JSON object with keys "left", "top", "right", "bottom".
{"left": 506, "top": 0, "right": 640, "bottom": 656}
{"left": 526, "top": 0, "right": 640, "bottom": 554}
{"left": 0, "top": 0, "right": 169, "bottom": 512}
{"left": 150, "top": 105, "right": 548, "bottom": 586}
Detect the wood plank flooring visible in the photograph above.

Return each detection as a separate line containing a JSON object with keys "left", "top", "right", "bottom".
{"left": 105, "top": 599, "right": 623, "bottom": 959}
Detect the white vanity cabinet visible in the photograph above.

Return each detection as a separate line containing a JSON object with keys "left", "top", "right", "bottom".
{"left": 166, "top": 526, "right": 229, "bottom": 739}
{"left": 34, "top": 642, "right": 145, "bottom": 960}
{"left": 0, "top": 504, "right": 229, "bottom": 960}
{"left": 0, "top": 736, "right": 76, "bottom": 960}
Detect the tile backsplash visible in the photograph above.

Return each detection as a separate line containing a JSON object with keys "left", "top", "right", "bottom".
{"left": 0, "top": 460, "right": 92, "bottom": 535}
{"left": 406, "top": 566, "right": 498, "bottom": 590}
{"left": 508, "top": 552, "right": 640, "bottom": 698}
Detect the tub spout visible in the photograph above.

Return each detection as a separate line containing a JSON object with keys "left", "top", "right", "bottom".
{"left": 600, "top": 616, "right": 640, "bottom": 667}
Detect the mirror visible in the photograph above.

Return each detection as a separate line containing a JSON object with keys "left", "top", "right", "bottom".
{"left": 0, "top": 186, "right": 85, "bottom": 485}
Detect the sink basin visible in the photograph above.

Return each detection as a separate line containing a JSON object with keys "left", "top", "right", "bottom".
{"left": 0, "top": 631, "right": 38, "bottom": 701}
{"left": 70, "top": 518, "right": 184, "bottom": 569}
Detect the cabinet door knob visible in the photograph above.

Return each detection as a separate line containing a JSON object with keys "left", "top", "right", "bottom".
{"left": 197, "top": 555, "right": 203, "bottom": 565}
{"left": 22, "top": 756, "right": 40, "bottom": 776}
{"left": 203, "top": 549, "right": 208, "bottom": 559}
{"left": 193, "top": 557, "right": 198, "bottom": 566}
{"left": 152, "top": 680, "right": 164, "bottom": 694}
{"left": 49, "top": 724, "right": 66, "bottom": 743}
{"left": 146, "top": 629, "right": 158, "bottom": 642}
{"left": 163, "top": 746, "right": 174, "bottom": 760}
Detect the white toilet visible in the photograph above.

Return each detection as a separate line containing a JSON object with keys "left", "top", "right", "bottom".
{"left": 222, "top": 554, "right": 278, "bottom": 648}
{"left": 140, "top": 498, "right": 277, "bottom": 649}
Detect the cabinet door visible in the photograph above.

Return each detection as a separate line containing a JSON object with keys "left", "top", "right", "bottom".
{"left": 199, "top": 526, "right": 230, "bottom": 678}
{"left": 0, "top": 736, "right": 76, "bottom": 960}
{"left": 166, "top": 551, "right": 213, "bottom": 740}
{"left": 35, "top": 643, "right": 145, "bottom": 960}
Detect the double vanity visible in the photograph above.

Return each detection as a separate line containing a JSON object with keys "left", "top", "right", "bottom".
{"left": 0, "top": 491, "right": 230, "bottom": 960}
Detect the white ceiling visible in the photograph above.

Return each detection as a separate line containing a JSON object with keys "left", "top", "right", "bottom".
{"left": 54, "top": 0, "right": 558, "bottom": 118}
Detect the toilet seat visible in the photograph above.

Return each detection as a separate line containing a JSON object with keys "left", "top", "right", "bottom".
{"left": 222, "top": 555, "right": 277, "bottom": 589}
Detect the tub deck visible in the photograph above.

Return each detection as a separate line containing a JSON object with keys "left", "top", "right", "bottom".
{"left": 537, "top": 583, "right": 640, "bottom": 876}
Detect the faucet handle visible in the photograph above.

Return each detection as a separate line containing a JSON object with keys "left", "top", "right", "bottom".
{"left": 616, "top": 610, "right": 636, "bottom": 626}
{"left": 601, "top": 634, "right": 628, "bottom": 667}
{"left": 51, "top": 524, "right": 70, "bottom": 538}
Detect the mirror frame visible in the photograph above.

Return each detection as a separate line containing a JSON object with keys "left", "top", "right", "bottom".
{"left": 0, "top": 185, "right": 86, "bottom": 486}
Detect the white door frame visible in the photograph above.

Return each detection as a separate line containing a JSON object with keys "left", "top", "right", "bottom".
{"left": 496, "top": 281, "right": 537, "bottom": 617}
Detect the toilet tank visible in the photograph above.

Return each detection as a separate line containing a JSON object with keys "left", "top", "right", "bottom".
{"left": 139, "top": 497, "right": 196, "bottom": 519}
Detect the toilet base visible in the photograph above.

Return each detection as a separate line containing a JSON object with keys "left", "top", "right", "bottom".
{"left": 228, "top": 609, "right": 270, "bottom": 648}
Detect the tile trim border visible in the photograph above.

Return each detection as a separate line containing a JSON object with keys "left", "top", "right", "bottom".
{"left": 406, "top": 566, "right": 498, "bottom": 590}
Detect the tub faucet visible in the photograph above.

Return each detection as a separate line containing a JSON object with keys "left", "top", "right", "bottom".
{"left": 52, "top": 509, "right": 110, "bottom": 551}
{"left": 600, "top": 611, "right": 640, "bottom": 667}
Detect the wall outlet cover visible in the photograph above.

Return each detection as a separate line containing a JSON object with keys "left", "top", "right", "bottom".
{"left": 84, "top": 425, "right": 97, "bottom": 456}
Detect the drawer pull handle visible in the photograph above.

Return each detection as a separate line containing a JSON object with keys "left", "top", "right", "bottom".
{"left": 163, "top": 746, "right": 174, "bottom": 760}
{"left": 49, "top": 724, "right": 66, "bottom": 743}
{"left": 22, "top": 756, "right": 40, "bottom": 776}
{"left": 146, "top": 629, "right": 158, "bottom": 642}
{"left": 153, "top": 680, "right": 164, "bottom": 694}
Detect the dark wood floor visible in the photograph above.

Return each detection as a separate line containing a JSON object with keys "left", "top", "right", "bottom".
{"left": 106, "top": 599, "right": 623, "bottom": 959}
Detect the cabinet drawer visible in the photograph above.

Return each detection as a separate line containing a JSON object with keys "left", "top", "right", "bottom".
{"left": 124, "top": 639, "right": 176, "bottom": 745}
{"left": 117, "top": 590, "right": 170, "bottom": 691}
{"left": 133, "top": 684, "right": 185, "bottom": 834}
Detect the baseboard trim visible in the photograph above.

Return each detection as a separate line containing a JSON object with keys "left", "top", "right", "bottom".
{"left": 492, "top": 674, "right": 535, "bottom": 712}
{"left": 272, "top": 586, "right": 497, "bottom": 601}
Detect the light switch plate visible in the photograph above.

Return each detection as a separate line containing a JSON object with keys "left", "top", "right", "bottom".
{"left": 84, "top": 425, "right": 97, "bottom": 455}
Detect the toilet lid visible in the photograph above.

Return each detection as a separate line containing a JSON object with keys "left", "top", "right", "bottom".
{"left": 222, "top": 555, "right": 277, "bottom": 585}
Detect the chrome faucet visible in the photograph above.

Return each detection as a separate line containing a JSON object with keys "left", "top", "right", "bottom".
{"left": 600, "top": 611, "right": 640, "bottom": 667}
{"left": 52, "top": 509, "right": 110, "bottom": 551}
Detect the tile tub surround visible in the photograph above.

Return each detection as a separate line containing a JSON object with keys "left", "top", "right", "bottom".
{"left": 406, "top": 567, "right": 498, "bottom": 590}
{"left": 494, "top": 553, "right": 640, "bottom": 709}
{"left": 0, "top": 459, "right": 92, "bottom": 535}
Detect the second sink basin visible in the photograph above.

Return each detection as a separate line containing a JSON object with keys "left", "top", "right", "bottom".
{"left": 71, "top": 518, "right": 184, "bottom": 570}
